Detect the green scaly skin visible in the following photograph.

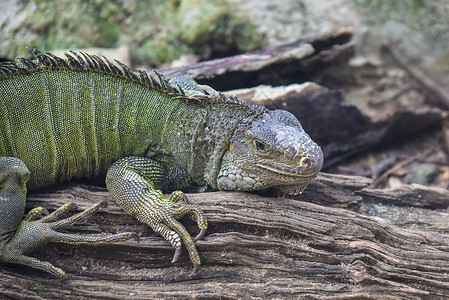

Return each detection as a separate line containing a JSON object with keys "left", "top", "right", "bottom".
{"left": 0, "top": 49, "right": 323, "bottom": 278}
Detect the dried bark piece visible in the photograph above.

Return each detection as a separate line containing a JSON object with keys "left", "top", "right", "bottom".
{"left": 162, "top": 28, "right": 355, "bottom": 90}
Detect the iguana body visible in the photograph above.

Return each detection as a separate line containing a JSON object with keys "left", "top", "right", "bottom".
{"left": 0, "top": 49, "right": 323, "bottom": 278}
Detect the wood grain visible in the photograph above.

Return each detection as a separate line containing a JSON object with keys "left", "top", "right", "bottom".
{"left": 1, "top": 173, "right": 448, "bottom": 299}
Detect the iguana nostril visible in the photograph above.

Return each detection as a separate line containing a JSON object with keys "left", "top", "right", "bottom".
{"left": 300, "top": 156, "right": 311, "bottom": 168}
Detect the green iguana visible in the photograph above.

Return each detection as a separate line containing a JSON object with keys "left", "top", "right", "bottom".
{"left": 0, "top": 48, "right": 323, "bottom": 279}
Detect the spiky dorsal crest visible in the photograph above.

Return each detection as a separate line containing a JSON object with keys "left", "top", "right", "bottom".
{"left": 0, "top": 48, "right": 267, "bottom": 117}
{"left": 181, "top": 84, "right": 267, "bottom": 117}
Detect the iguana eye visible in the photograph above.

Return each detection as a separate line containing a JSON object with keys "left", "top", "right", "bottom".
{"left": 254, "top": 140, "right": 268, "bottom": 153}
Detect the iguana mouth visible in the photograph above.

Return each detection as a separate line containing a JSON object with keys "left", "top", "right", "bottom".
{"left": 254, "top": 161, "right": 319, "bottom": 197}
{"left": 255, "top": 161, "right": 320, "bottom": 178}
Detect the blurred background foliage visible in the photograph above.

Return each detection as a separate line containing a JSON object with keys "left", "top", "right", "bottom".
{"left": 1, "top": 0, "right": 448, "bottom": 82}
{"left": 1, "top": 0, "right": 265, "bottom": 66}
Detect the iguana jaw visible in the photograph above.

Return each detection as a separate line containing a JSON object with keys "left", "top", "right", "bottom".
{"left": 254, "top": 161, "right": 320, "bottom": 177}
{"left": 216, "top": 158, "right": 319, "bottom": 192}
{"left": 256, "top": 161, "right": 320, "bottom": 195}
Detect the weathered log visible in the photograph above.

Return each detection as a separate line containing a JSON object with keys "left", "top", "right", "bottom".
{"left": 1, "top": 173, "right": 449, "bottom": 299}
{"left": 161, "top": 28, "right": 355, "bottom": 91}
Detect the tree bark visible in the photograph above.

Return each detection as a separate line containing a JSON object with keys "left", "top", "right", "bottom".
{"left": 1, "top": 173, "right": 448, "bottom": 299}
{"left": 161, "top": 28, "right": 355, "bottom": 91}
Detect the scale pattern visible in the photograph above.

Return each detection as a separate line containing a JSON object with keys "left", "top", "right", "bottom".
{"left": 0, "top": 48, "right": 323, "bottom": 278}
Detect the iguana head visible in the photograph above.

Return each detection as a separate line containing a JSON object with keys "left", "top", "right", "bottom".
{"left": 217, "top": 109, "right": 323, "bottom": 195}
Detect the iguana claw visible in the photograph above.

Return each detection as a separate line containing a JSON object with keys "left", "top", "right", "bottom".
{"left": 130, "top": 232, "right": 140, "bottom": 242}
{"left": 98, "top": 200, "right": 108, "bottom": 208}
{"left": 191, "top": 264, "right": 200, "bottom": 275}
{"left": 194, "top": 229, "right": 207, "bottom": 241}
{"left": 172, "top": 247, "right": 182, "bottom": 263}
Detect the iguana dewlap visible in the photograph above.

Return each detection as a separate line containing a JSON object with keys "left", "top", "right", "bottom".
{"left": 0, "top": 49, "right": 323, "bottom": 278}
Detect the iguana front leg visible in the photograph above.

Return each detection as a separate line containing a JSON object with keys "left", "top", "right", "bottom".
{"left": 0, "top": 157, "right": 138, "bottom": 279}
{"left": 106, "top": 156, "right": 207, "bottom": 273}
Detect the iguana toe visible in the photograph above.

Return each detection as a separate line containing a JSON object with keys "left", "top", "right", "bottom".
{"left": 172, "top": 247, "right": 182, "bottom": 263}
{"left": 191, "top": 264, "right": 200, "bottom": 276}
{"left": 194, "top": 229, "right": 207, "bottom": 241}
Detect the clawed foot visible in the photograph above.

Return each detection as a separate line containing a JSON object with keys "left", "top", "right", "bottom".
{"left": 0, "top": 201, "right": 138, "bottom": 279}
{"left": 170, "top": 229, "right": 206, "bottom": 263}
{"left": 131, "top": 190, "right": 208, "bottom": 273}
{"left": 106, "top": 157, "right": 209, "bottom": 274}
{"left": 191, "top": 264, "right": 200, "bottom": 276}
